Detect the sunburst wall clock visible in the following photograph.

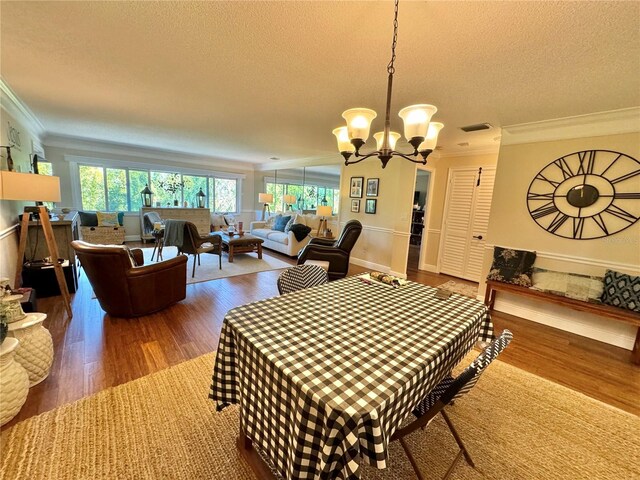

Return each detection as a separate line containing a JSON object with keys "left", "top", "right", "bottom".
{"left": 526, "top": 149, "right": 640, "bottom": 239}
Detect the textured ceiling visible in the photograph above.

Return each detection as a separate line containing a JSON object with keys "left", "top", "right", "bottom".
{"left": 1, "top": 1, "right": 639, "bottom": 165}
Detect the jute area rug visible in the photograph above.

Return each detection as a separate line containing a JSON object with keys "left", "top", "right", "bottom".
{"left": 143, "top": 246, "right": 291, "bottom": 285}
{"left": 1, "top": 353, "right": 638, "bottom": 480}
{"left": 437, "top": 280, "right": 479, "bottom": 299}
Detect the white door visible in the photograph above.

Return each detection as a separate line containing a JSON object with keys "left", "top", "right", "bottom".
{"left": 439, "top": 167, "right": 496, "bottom": 282}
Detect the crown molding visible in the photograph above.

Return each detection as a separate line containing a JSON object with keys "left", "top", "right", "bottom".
{"left": 501, "top": 107, "right": 640, "bottom": 146}
{"left": 433, "top": 145, "right": 500, "bottom": 159}
{"left": 254, "top": 155, "right": 342, "bottom": 171}
{"left": 43, "top": 134, "right": 255, "bottom": 172}
{"left": 0, "top": 77, "right": 45, "bottom": 138}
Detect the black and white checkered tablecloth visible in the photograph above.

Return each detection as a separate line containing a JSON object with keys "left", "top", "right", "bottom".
{"left": 209, "top": 276, "right": 494, "bottom": 480}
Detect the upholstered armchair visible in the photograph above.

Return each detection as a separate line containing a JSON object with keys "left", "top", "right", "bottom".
{"left": 180, "top": 222, "right": 223, "bottom": 277}
{"left": 297, "top": 220, "right": 362, "bottom": 280}
{"left": 71, "top": 240, "right": 187, "bottom": 318}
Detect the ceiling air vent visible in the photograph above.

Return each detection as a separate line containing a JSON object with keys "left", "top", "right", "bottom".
{"left": 460, "top": 123, "right": 492, "bottom": 133}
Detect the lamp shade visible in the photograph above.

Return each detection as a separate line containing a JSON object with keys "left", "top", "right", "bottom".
{"left": 0, "top": 171, "right": 61, "bottom": 202}
{"left": 332, "top": 127, "right": 355, "bottom": 153}
{"left": 373, "top": 131, "right": 401, "bottom": 151}
{"left": 317, "top": 205, "right": 332, "bottom": 217}
{"left": 418, "top": 122, "right": 445, "bottom": 152}
{"left": 258, "top": 193, "right": 273, "bottom": 204}
{"left": 342, "top": 108, "right": 377, "bottom": 142}
{"left": 283, "top": 194, "right": 297, "bottom": 205}
{"left": 398, "top": 104, "right": 437, "bottom": 140}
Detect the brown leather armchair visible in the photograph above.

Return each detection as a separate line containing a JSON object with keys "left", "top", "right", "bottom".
{"left": 297, "top": 220, "right": 362, "bottom": 280}
{"left": 71, "top": 240, "right": 187, "bottom": 318}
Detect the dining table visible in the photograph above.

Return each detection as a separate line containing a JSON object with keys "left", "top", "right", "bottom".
{"left": 209, "top": 275, "right": 494, "bottom": 480}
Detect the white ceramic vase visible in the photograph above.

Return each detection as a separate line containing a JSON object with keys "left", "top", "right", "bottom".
{"left": 8, "top": 313, "right": 53, "bottom": 386}
{"left": 1, "top": 294, "right": 26, "bottom": 323}
{"left": 0, "top": 337, "right": 30, "bottom": 426}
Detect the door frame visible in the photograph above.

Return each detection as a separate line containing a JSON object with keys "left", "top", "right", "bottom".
{"left": 415, "top": 164, "right": 436, "bottom": 271}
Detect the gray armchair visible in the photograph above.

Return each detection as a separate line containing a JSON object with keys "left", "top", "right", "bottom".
{"left": 297, "top": 220, "right": 362, "bottom": 280}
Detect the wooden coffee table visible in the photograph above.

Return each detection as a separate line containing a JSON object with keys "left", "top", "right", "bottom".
{"left": 216, "top": 232, "right": 264, "bottom": 263}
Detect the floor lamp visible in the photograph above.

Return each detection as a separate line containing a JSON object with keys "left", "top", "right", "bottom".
{"left": 0, "top": 171, "right": 73, "bottom": 319}
{"left": 316, "top": 206, "right": 332, "bottom": 237}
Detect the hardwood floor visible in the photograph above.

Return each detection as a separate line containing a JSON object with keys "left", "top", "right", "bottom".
{"left": 4, "top": 247, "right": 638, "bottom": 431}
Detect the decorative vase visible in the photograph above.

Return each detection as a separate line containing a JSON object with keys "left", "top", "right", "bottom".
{"left": 0, "top": 277, "right": 11, "bottom": 296}
{"left": 8, "top": 313, "right": 52, "bottom": 386}
{"left": 0, "top": 313, "right": 7, "bottom": 345}
{"left": 0, "top": 295, "right": 26, "bottom": 323}
{"left": 0, "top": 337, "right": 30, "bottom": 426}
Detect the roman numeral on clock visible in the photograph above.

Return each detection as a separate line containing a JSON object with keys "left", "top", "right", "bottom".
{"left": 530, "top": 201, "right": 558, "bottom": 219}
{"left": 604, "top": 204, "right": 637, "bottom": 223}
{"left": 547, "top": 212, "right": 569, "bottom": 233}
{"left": 534, "top": 173, "right": 560, "bottom": 188}
{"left": 527, "top": 192, "right": 554, "bottom": 201}
{"left": 572, "top": 218, "right": 585, "bottom": 239}
{"left": 576, "top": 150, "right": 596, "bottom": 175}
{"left": 553, "top": 157, "right": 575, "bottom": 180}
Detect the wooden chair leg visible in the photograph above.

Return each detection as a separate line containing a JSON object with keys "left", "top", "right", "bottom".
{"left": 218, "top": 252, "right": 222, "bottom": 269}
{"left": 399, "top": 437, "right": 426, "bottom": 480}
{"left": 192, "top": 255, "right": 196, "bottom": 278}
{"left": 441, "top": 410, "right": 475, "bottom": 468}
{"left": 197, "top": 253, "right": 201, "bottom": 266}
{"left": 151, "top": 243, "right": 158, "bottom": 261}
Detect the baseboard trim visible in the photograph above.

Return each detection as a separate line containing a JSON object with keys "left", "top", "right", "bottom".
{"left": 350, "top": 257, "right": 390, "bottom": 273}
{"left": 419, "top": 263, "right": 438, "bottom": 273}
{"left": 493, "top": 295, "right": 636, "bottom": 351}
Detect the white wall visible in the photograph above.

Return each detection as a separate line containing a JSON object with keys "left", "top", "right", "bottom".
{"left": 483, "top": 113, "right": 640, "bottom": 350}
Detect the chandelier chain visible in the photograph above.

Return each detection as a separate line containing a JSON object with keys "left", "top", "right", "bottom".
{"left": 387, "top": 0, "right": 399, "bottom": 75}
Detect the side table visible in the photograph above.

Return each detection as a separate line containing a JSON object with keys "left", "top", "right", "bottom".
{"left": 0, "top": 338, "right": 30, "bottom": 426}
{"left": 8, "top": 313, "right": 53, "bottom": 386}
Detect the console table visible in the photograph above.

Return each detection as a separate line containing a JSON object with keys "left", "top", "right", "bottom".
{"left": 140, "top": 207, "right": 210, "bottom": 242}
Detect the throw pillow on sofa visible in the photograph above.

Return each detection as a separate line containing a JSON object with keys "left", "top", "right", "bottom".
{"left": 273, "top": 215, "right": 291, "bottom": 232}
{"left": 600, "top": 270, "right": 640, "bottom": 312}
{"left": 284, "top": 216, "right": 295, "bottom": 233}
{"left": 486, "top": 246, "right": 536, "bottom": 287}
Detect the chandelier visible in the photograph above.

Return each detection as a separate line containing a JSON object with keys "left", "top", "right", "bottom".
{"left": 332, "top": 0, "right": 444, "bottom": 169}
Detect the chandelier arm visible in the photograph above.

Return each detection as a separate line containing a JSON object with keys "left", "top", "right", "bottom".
{"left": 389, "top": 151, "right": 428, "bottom": 165}
{"left": 345, "top": 151, "right": 381, "bottom": 165}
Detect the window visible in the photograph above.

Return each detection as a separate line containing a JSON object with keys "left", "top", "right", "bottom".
{"left": 77, "top": 163, "right": 240, "bottom": 212}
{"left": 128, "top": 170, "right": 150, "bottom": 211}
{"left": 213, "top": 178, "right": 237, "bottom": 213}
{"left": 106, "top": 168, "right": 127, "bottom": 211}
{"left": 265, "top": 181, "right": 339, "bottom": 213}
{"left": 79, "top": 165, "right": 106, "bottom": 211}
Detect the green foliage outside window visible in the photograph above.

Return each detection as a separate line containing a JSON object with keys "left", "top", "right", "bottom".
{"left": 106, "top": 168, "right": 127, "bottom": 211}
{"left": 129, "top": 170, "right": 150, "bottom": 211}
{"left": 214, "top": 178, "right": 237, "bottom": 212}
{"left": 79, "top": 165, "right": 106, "bottom": 211}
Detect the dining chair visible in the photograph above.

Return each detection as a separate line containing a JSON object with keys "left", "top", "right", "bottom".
{"left": 277, "top": 264, "right": 329, "bottom": 295}
{"left": 391, "top": 329, "right": 513, "bottom": 480}
{"left": 180, "top": 222, "right": 223, "bottom": 278}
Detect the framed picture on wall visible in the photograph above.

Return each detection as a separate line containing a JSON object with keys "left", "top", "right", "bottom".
{"left": 366, "top": 178, "right": 379, "bottom": 197}
{"left": 351, "top": 199, "right": 360, "bottom": 213}
{"left": 350, "top": 176, "right": 364, "bottom": 198}
{"left": 365, "top": 199, "right": 377, "bottom": 214}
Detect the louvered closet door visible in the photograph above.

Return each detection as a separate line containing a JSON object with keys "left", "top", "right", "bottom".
{"left": 439, "top": 167, "right": 496, "bottom": 282}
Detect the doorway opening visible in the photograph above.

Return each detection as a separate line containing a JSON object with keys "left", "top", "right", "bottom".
{"left": 407, "top": 168, "right": 432, "bottom": 272}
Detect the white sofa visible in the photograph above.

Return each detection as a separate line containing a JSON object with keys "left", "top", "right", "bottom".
{"left": 250, "top": 213, "right": 338, "bottom": 257}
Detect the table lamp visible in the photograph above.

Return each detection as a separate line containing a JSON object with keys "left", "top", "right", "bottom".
{"left": 316, "top": 205, "right": 332, "bottom": 237}
{"left": 0, "top": 171, "right": 72, "bottom": 319}
{"left": 283, "top": 194, "right": 297, "bottom": 212}
{"left": 258, "top": 193, "right": 273, "bottom": 221}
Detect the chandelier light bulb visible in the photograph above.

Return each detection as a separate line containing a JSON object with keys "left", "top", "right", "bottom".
{"left": 332, "top": 127, "right": 355, "bottom": 153}
{"left": 373, "top": 131, "right": 401, "bottom": 151}
{"left": 418, "top": 122, "right": 445, "bottom": 152}
{"left": 398, "top": 104, "right": 437, "bottom": 141}
{"left": 342, "top": 108, "right": 377, "bottom": 141}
